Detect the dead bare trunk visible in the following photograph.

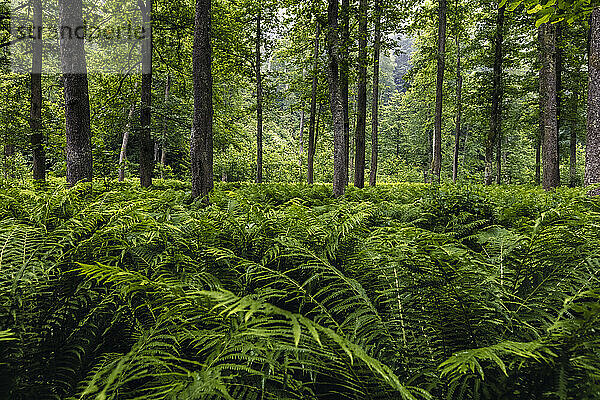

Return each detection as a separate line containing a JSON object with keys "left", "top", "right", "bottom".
{"left": 118, "top": 104, "right": 135, "bottom": 182}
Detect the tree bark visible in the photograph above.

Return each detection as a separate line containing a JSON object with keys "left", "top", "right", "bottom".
{"left": 341, "top": 0, "right": 350, "bottom": 186}
{"left": 138, "top": 0, "right": 153, "bottom": 188}
{"left": 327, "top": 0, "right": 346, "bottom": 197}
{"left": 539, "top": 23, "right": 560, "bottom": 190}
{"left": 586, "top": 7, "right": 600, "bottom": 192}
{"left": 118, "top": 103, "right": 135, "bottom": 182}
{"left": 191, "top": 0, "right": 213, "bottom": 201}
{"left": 452, "top": 29, "right": 462, "bottom": 183}
{"left": 299, "top": 106, "right": 305, "bottom": 167}
{"left": 60, "top": 0, "right": 92, "bottom": 186}
{"left": 160, "top": 74, "right": 170, "bottom": 179}
{"left": 535, "top": 133, "right": 541, "bottom": 185}
{"left": 31, "top": 0, "right": 44, "bottom": 181}
{"left": 369, "top": 0, "right": 381, "bottom": 187}
{"left": 308, "top": 23, "right": 320, "bottom": 185}
{"left": 485, "top": 5, "right": 504, "bottom": 185}
{"left": 354, "top": 0, "right": 367, "bottom": 188}
{"left": 569, "top": 101, "right": 577, "bottom": 187}
{"left": 256, "top": 8, "right": 263, "bottom": 183}
{"left": 431, "top": 0, "right": 446, "bottom": 182}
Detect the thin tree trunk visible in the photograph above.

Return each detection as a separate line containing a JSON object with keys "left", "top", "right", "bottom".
{"left": 432, "top": 0, "right": 446, "bottom": 182}
{"left": 31, "top": 0, "right": 44, "bottom": 181}
{"left": 369, "top": 0, "right": 381, "bottom": 187}
{"left": 452, "top": 29, "right": 462, "bottom": 183}
{"left": 138, "top": 0, "right": 153, "bottom": 188}
{"left": 341, "top": 0, "right": 350, "bottom": 186}
{"left": 539, "top": 22, "right": 560, "bottom": 190}
{"left": 118, "top": 104, "right": 135, "bottom": 182}
{"left": 586, "top": 7, "right": 600, "bottom": 192}
{"left": 256, "top": 8, "right": 263, "bottom": 183}
{"left": 486, "top": 5, "right": 504, "bottom": 185}
{"left": 60, "top": 0, "right": 92, "bottom": 186}
{"left": 496, "top": 134, "right": 502, "bottom": 184}
{"left": 327, "top": 0, "right": 346, "bottom": 197}
{"left": 354, "top": 0, "right": 367, "bottom": 188}
{"left": 535, "top": 133, "right": 541, "bottom": 185}
{"left": 308, "top": 22, "right": 320, "bottom": 185}
{"left": 191, "top": 0, "right": 213, "bottom": 201}
{"left": 299, "top": 106, "right": 305, "bottom": 167}
{"left": 569, "top": 91, "right": 578, "bottom": 187}
{"left": 160, "top": 74, "right": 170, "bottom": 179}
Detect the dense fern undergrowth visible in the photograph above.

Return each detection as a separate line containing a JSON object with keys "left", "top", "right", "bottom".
{"left": 1, "top": 179, "right": 600, "bottom": 400}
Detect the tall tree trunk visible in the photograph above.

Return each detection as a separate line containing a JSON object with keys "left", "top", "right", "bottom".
{"left": 118, "top": 103, "right": 135, "bottom": 182}
{"left": 341, "top": 0, "right": 350, "bottom": 186}
{"left": 369, "top": 0, "right": 381, "bottom": 187}
{"left": 432, "top": 0, "right": 446, "bottom": 182}
{"left": 138, "top": 0, "right": 153, "bottom": 188}
{"left": 308, "top": 23, "right": 320, "bottom": 185}
{"left": 31, "top": 0, "right": 44, "bottom": 181}
{"left": 327, "top": 0, "right": 346, "bottom": 197}
{"left": 191, "top": 0, "right": 213, "bottom": 201}
{"left": 586, "top": 7, "right": 600, "bottom": 192}
{"left": 452, "top": 30, "right": 462, "bottom": 183}
{"left": 299, "top": 106, "right": 305, "bottom": 167}
{"left": 496, "top": 134, "right": 502, "bottom": 184}
{"left": 569, "top": 105, "right": 577, "bottom": 187}
{"left": 485, "top": 5, "right": 504, "bottom": 185}
{"left": 539, "top": 23, "right": 560, "bottom": 190}
{"left": 160, "top": 74, "right": 170, "bottom": 179}
{"left": 354, "top": 0, "right": 367, "bottom": 188}
{"left": 535, "top": 134, "right": 541, "bottom": 185}
{"left": 256, "top": 8, "right": 263, "bottom": 183}
{"left": 60, "top": 0, "right": 92, "bottom": 186}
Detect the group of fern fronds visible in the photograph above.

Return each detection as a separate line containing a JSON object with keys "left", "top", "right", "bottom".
{"left": 1, "top": 179, "right": 599, "bottom": 399}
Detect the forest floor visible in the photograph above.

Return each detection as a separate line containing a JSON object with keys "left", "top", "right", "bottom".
{"left": 1, "top": 179, "right": 599, "bottom": 399}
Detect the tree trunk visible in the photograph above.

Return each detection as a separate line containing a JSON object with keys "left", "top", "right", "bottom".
{"left": 569, "top": 91, "right": 578, "bottom": 187}
{"left": 31, "top": 0, "right": 44, "bottom": 181}
{"left": 138, "top": 0, "right": 153, "bottom": 188}
{"left": 369, "top": 0, "right": 381, "bottom": 187}
{"left": 486, "top": 5, "right": 504, "bottom": 185}
{"left": 539, "top": 23, "right": 560, "bottom": 190}
{"left": 341, "top": 0, "right": 350, "bottom": 186}
{"left": 299, "top": 106, "right": 305, "bottom": 167}
{"left": 161, "top": 74, "right": 170, "bottom": 179}
{"left": 452, "top": 29, "right": 462, "bottom": 183}
{"left": 307, "top": 23, "right": 320, "bottom": 185}
{"left": 191, "top": 0, "right": 213, "bottom": 201}
{"left": 535, "top": 134, "right": 541, "bottom": 185}
{"left": 327, "top": 0, "right": 346, "bottom": 197}
{"left": 432, "top": 0, "right": 446, "bottom": 182}
{"left": 354, "top": 0, "right": 367, "bottom": 188}
{"left": 586, "top": 7, "right": 600, "bottom": 192}
{"left": 60, "top": 0, "right": 92, "bottom": 186}
{"left": 118, "top": 103, "right": 135, "bottom": 182}
{"left": 256, "top": 8, "right": 263, "bottom": 183}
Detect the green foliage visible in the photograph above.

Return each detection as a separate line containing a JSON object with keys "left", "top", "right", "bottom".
{"left": 1, "top": 180, "right": 600, "bottom": 399}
